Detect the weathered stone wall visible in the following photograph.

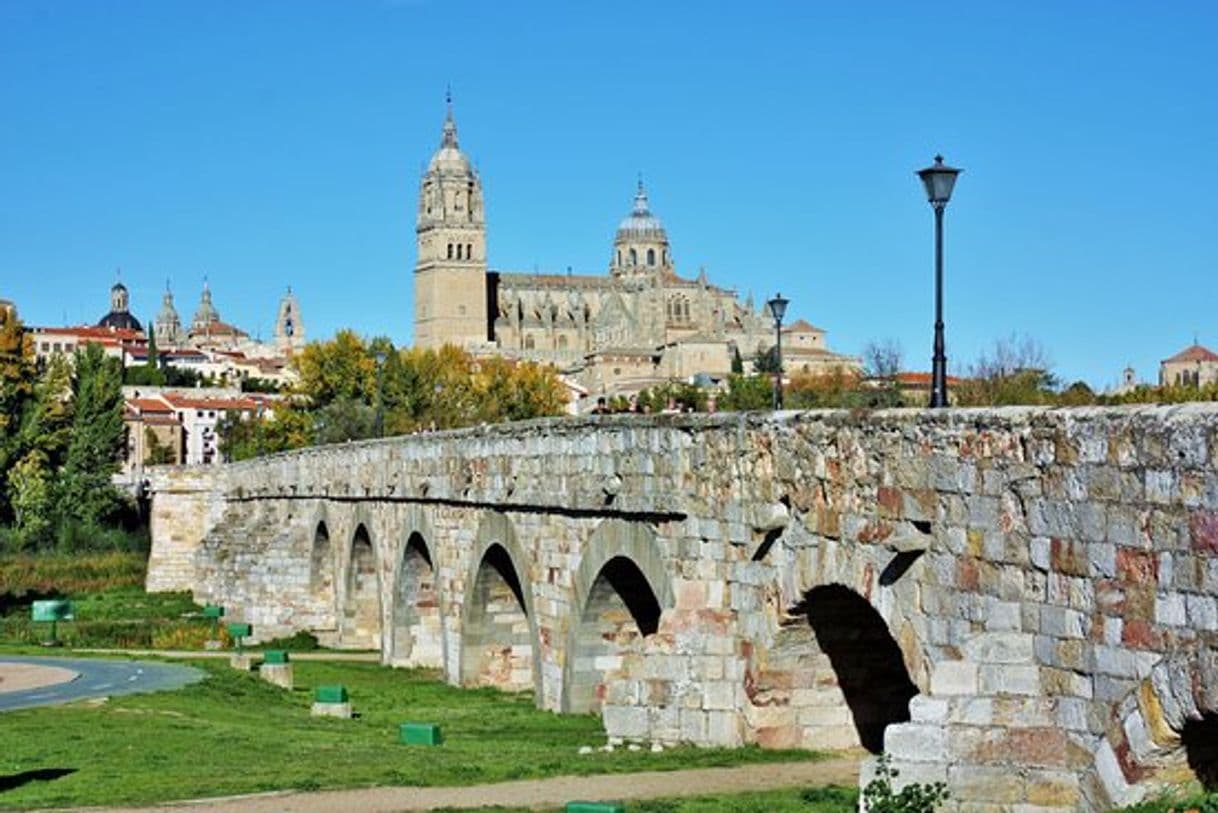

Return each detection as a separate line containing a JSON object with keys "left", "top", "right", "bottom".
{"left": 147, "top": 405, "right": 1218, "bottom": 811}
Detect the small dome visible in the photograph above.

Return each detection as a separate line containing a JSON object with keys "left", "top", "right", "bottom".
{"left": 111, "top": 281, "right": 128, "bottom": 293}
{"left": 98, "top": 310, "right": 142, "bottom": 331}
{"left": 427, "top": 101, "right": 473, "bottom": 176}
{"left": 616, "top": 180, "right": 666, "bottom": 240}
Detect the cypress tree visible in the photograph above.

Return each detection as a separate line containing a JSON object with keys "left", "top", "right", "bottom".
{"left": 56, "top": 343, "right": 126, "bottom": 530}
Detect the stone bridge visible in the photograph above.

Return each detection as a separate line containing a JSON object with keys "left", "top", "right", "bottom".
{"left": 146, "top": 406, "right": 1218, "bottom": 811}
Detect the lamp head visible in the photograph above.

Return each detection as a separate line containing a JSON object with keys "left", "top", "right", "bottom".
{"left": 767, "top": 293, "right": 789, "bottom": 325}
{"left": 917, "top": 154, "right": 961, "bottom": 207}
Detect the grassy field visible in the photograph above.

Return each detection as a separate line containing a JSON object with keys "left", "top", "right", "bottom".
{"left": 0, "top": 659, "right": 827, "bottom": 810}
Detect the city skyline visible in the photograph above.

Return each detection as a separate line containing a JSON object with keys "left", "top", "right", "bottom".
{"left": 2, "top": 1, "right": 1215, "bottom": 390}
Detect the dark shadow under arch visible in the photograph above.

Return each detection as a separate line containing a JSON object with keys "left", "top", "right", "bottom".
{"left": 568, "top": 556, "right": 662, "bottom": 714}
{"left": 391, "top": 532, "right": 441, "bottom": 667}
{"left": 340, "top": 523, "right": 381, "bottom": 649}
{"left": 797, "top": 584, "right": 918, "bottom": 753}
{"left": 310, "top": 521, "right": 333, "bottom": 601}
{"left": 1184, "top": 713, "right": 1218, "bottom": 791}
{"left": 461, "top": 542, "right": 534, "bottom": 691}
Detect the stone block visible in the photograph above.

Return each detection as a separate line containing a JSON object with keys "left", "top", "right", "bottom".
{"left": 310, "top": 701, "right": 353, "bottom": 718}
{"left": 930, "top": 660, "right": 978, "bottom": 695}
{"left": 962, "top": 632, "right": 1034, "bottom": 664}
{"left": 884, "top": 722, "right": 947, "bottom": 762}
{"left": 602, "top": 705, "right": 649, "bottom": 739}
{"left": 259, "top": 662, "right": 293, "bottom": 690}
{"left": 948, "top": 765, "right": 1026, "bottom": 804}
{"left": 979, "top": 664, "right": 1040, "bottom": 696}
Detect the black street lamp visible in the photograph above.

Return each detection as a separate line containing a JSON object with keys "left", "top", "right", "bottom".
{"left": 916, "top": 155, "right": 962, "bottom": 408}
{"left": 767, "top": 293, "right": 789, "bottom": 410}
{"left": 374, "top": 349, "right": 387, "bottom": 438}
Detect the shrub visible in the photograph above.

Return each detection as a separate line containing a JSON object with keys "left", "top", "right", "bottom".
{"left": 862, "top": 753, "right": 949, "bottom": 813}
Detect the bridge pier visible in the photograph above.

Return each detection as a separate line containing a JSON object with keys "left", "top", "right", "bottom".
{"left": 149, "top": 406, "right": 1218, "bottom": 811}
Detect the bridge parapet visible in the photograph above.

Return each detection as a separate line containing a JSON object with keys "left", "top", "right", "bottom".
{"left": 147, "top": 405, "right": 1218, "bottom": 811}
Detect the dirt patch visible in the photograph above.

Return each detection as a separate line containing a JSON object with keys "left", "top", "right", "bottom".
{"left": 64, "top": 756, "right": 860, "bottom": 812}
{"left": 0, "top": 662, "right": 79, "bottom": 694}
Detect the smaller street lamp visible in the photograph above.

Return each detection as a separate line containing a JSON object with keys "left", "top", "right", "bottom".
{"left": 374, "top": 349, "right": 388, "bottom": 438}
{"left": 766, "top": 293, "right": 789, "bottom": 410}
{"left": 916, "top": 154, "right": 962, "bottom": 408}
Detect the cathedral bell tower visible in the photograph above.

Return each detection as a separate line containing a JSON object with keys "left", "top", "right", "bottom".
{"left": 414, "top": 93, "right": 488, "bottom": 350}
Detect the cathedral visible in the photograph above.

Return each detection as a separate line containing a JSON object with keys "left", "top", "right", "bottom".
{"left": 413, "top": 99, "right": 858, "bottom": 396}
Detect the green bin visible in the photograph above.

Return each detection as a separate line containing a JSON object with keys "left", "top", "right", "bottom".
{"left": 263, "top": 649, "right": 290, "bottom": 665}
{"left": 565, "top": 803, "right": 625, "bottom": 813}
{"left": 399, "top": 722, "right": 442, "bottom": 746}
{"left": 314, "top": 684, "right": 349, "bottom": 704}
{"left": 202, "top": 605, "right": 225, "bottom": 619}
{"left": 226, "top": 622, "right": 252, "bottom": 638}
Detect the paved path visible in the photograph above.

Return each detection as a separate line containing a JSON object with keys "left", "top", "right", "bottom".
{"left": 67, "top": 758, "right": 860, "bottom": 812}
{"left": 0, "top": 656, "right": 204, "bottom": 711}
{"left": 74, "top": 648, "right": 381, "bottom": 662}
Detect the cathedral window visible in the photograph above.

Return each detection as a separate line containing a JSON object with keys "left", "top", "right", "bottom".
{"left": 467, "top": 243, "right": 473, "bottom": 259}
{"left": 663, "top": 249, "right": 667, "bottom": 264}
{"left": 629, "top": 248, "right": 637, "bottom": 265}
{"left": 557, "top": 335, "right": 568, "bottom": 350}
{"left": 447, "top": 244, "right": 454, "bottom": 259}
{"left": 647, "top": 248, "right": 656, "bottom": 266}
{"left": 525, "top": 335, "right": 535, "bottom": 350}
{"left": 617, "top": 251, "right": 622, "bottom": 266}
{"left": 682, "top": 301, "right": 690, "bottom": 321}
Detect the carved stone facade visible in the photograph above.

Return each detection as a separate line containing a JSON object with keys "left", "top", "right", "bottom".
{"left": 148, "top": 404, "right": 1218, "bottom": 811}
{"left": 412, "top": 103, "right": 858, "bottom": 397}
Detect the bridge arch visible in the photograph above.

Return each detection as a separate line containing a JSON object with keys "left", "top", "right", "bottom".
{"left": 309, "top": 516, "right": 335, "bottom": 611}
{"left": 1104, "top": 649, "right": 1218, "bottom": 800}
{"left": 460, "top": 513, "right": 541, "bottom": 699}
{"left": 794, "top": 583, "right": 919, "bottom": 753}
{"left": 390, "top": 528, "right": 443, "bottom": 668}
{"left": 564, "top": 519, "right": 672, "bottom": 713}
{"left": 340, "top": 519, "right": 382, "bottom": 649}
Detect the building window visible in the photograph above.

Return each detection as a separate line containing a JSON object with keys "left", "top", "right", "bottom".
{"left": 629, "top": 248, "right": 637, "bottom": 265}
{"left": 663, "top": 249, "right": 667, "bottom": 264}
{"left": 447, "top": 243, "right": 453, "bottom": 259}
{"left": 617, "top": 251, "right": 622, "bottom": 266}
{"left": 557, "top": 335, "right": 568, "bottom": 349}
{"left": 647, "top": 248, "right": 656, "bottom": 266}
{"left": 525, "top": 335, "right": 535, "bottom": 350}
{"left": 467, "top": 243, "right": 473, "bottom": 259}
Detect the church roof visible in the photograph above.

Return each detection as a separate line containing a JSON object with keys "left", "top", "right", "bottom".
{"left": 783, "top": 319, "right": 826, "bottom": 334}
{"left": 616, "top": 180, "right": 667, "bottom": 241}
{"left": 97, "top": 310, "right": 143, "bottom": 331}
{"left": 1163, "top": 343, "right": 1218, "bottom": 364}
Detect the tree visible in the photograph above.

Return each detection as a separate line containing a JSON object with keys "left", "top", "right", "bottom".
{"left": 293, "top": 329, "right": 376, "bottom": 407}
{"left": 754, "top": 345, "right": 781, "bottom": 374}
{"left": 716, "top": 375, "right": 772, "bottom": 412}
{"left": 56, "top": 343, "right": 126, "bottom": 528}
{"left": 863, "top": 339, "right": 903, "bottom": 380}
{"left": 144, "top": 427, "right": 175, "bottom": 465}
{"left": 955, "top": 334, "right": 1057, "bottom": 406}
{"left": 6, "top": 449, "right": 53, "bottom": 549}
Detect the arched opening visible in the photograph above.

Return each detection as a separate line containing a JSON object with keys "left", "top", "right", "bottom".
{"left": 466, "top": 243, "right": 473, "bottom": 259}
{"left": 524, "top": 335, "right": 535, "bottom": 350}
{"left": 629, "top": 248, "right": 637, "bottom": 266}
{"left": 1184, "top": 713, "right": 1218, "bottom": 790}
{"left": 391, "top": 532, "right": 442, "bottom": 667}
{"left": 447, "top": 243, "right": 453, "bottom": 259}
{"left": 557, "top": 334, "right": 568, "bottom": 350}
{"left": 310, "top": 521, "right": 334, "bottom": 612}
{"left": 799, "top": 584, "right": 917, "bottom": 753}
{"left": 462, "top": 543, "right": 534, "bottom": 691}
{"left": 646, "top": 248, "right": 656, "bottom": 266}
{"left": 568, "top": 556, "right": 661, "bottom": 714}
{"left": 341, "top": 524, "right": 381, "bottom": 649}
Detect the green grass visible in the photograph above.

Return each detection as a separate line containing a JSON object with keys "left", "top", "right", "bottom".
{"left": 1117, "top": 791, "right": 1218, "bottom": 812}
{"left": 0, "top": 553, "right": 146, "bottom": 603}
{"left": 427, "top": 786, "right": 858, "bottom": 812}
{"left": 0, "top": 659, "right": 826, "bottom": 810}
{"left": 1, "top": 585, "right": 212, "bottom": 649}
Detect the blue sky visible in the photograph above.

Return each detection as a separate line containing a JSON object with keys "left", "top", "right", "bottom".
{"left": 2, "top": 1, "right": 1215, "bottom": 389}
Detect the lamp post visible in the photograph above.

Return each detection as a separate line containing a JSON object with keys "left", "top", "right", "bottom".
{"left": 374, "top": 349, "right": 387, "bottom": 438}
{"left": 254, "top": 402, "right": 265, "bottom": 457}
{"left": 767, "top": 293, "right": 789, "bottom": 410}
{"left": 916, "top": 155, "right": 962, "bottom": 408}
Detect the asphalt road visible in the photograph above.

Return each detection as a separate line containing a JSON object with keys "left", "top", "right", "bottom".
{"left": 0, "top": 656, "right": 204, "bottom": 711}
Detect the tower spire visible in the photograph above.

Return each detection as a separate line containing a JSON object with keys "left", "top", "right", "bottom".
{"left": 441, "top": 86, "right": 458, "bottom": 148}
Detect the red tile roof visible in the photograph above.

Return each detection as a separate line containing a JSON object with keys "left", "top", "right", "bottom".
{"left": 783, "top": 319, "right": 825, "bottom": 334}
{"left": 160, "top": 392, "right": 259, "bottom": 411}
{"left": 1163, "top": 344, "right": 1218, "bottom": 364}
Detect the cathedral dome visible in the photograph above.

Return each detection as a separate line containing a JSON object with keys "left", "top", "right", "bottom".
{"left": 97, "top": 280, "right": 143, "bottom": 331}
{"left": 616, "top": 180, "right": 666, "bottom": 240}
